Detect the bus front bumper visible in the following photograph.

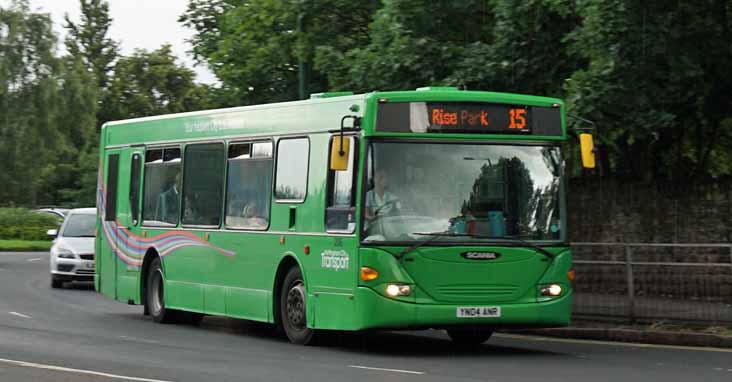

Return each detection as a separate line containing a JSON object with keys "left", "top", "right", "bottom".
{"left": 353, "top": 287, "right": 572, "bottom": 331}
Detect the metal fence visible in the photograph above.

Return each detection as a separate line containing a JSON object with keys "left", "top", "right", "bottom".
{"left": 571, "top": 243, "right": 732, "bottom": 324}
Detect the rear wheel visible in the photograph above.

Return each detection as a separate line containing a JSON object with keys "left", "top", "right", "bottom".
{"left": 50, "top": 275, "right": 63, "bottom": 289}
{"left": 145, "top": 257, "right": 178, "bottom": 323}
{"left": 279, "top": 267, "right": 319, "bottom": 345}
{"left": 446, "top": 328, "right": 494, "bottom": 346}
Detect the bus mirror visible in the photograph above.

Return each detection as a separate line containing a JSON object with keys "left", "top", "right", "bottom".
{"left": 330, "top": 136, "right": 350, "bottom": 171}
{"left": 580, "top": 133, "right": 596, "bottom": 169}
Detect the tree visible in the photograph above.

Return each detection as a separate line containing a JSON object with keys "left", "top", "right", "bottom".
{"left": 565, "top": 0, "right": 732, "bottom": 182}
{"left": 64, "top": 0, "right": 119, "bottom": 90}
{"left": 0, "top": 0, "right": 64, "bottom": 206}
{"left": 105, "top": 45, "right": 208, "bottom": 120}
{"left": 180, "top": 0, "right": 378, "bottom": 104}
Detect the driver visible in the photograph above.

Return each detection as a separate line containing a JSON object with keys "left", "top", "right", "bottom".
{"left": 365, "top": 170, "right": 401, "bottom": 221}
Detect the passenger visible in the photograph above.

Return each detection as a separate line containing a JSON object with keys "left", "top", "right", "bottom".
{"left": 241, "top": 203, "right": 267, "bottom": 228}
{"left": 156, "top": 172, "right": 180, "bottom": 224}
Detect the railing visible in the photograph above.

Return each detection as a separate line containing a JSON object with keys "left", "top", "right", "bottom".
{"left": 571, "top": 243, "right": 732, "bottom": 324}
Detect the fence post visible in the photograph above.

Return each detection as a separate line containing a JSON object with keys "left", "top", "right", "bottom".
{"left": 625, "top": 244, "right": 635, "bottom": 322}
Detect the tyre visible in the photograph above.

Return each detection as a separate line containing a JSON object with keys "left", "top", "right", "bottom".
{"left": 279, "top": 267, "right": 319, "bottom": 345}
{"left": 51, "top": 275, "right": 63, "bottom": 289}
{"left": 145, "top": 257, "right": 178, "bottom": 323}
{"left": 446, "top": 328, "right": 493, "bottom": 346}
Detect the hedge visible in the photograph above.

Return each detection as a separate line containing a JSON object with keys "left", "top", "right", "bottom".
{"left": 0, "top": 208, "right": 62, "bottom": 241}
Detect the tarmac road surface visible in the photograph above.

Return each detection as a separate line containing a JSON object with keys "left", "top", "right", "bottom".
{"left": 1, "top": 252, "right": 731, "bottom": 382}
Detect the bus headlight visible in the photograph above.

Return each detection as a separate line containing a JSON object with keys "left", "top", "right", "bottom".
{"left": 386, "top": 284, "right": 412, "bottom": 297}
{"left": 539, "top": 284, "right": 563, "bottom": 297}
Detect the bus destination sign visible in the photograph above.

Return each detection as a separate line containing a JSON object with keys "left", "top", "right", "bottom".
{"left": 376, "top": 102, "right": 562, "bottom": 136}
{"left": 429, "top": 103, "right": 529, "bottom": 133}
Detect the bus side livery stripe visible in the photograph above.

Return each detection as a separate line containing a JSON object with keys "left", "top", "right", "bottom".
{"left": 97, "top": 171, "right": 236, "bottom": 267}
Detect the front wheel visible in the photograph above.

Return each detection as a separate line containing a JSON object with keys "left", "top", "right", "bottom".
{"left": 446, "top": 328, "right": 494, "bottom": 346}
{"left": 279, "top": 267, "right": 319, "bottom": 345}
{"left": 145, "top": 257, "right": 178, "bottom": 323}
{"left": 51, "top": 275, "right": 63, "bottom": 289}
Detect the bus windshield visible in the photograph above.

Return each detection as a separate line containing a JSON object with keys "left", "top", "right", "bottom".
{"left": 363, "top": 141, "right": 564, "bottom": 243}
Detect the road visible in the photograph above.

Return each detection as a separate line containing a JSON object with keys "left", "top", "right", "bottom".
{"left": 0, "top": 251, "right": 730, "bottom": 382}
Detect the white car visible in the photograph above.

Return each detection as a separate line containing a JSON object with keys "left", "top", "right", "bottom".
{"left": 48, "top": 208, "right": 97, "bottom": 289}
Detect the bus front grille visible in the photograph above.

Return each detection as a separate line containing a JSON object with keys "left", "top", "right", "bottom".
{"left": 433, "top": 284, "right": 519, "bottom": 302}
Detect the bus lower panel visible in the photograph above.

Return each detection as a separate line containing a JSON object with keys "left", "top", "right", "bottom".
{"left": 352, "top": 287, "right": 571, "bottom": 331}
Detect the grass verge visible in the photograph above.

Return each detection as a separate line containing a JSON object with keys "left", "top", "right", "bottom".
{"left": 0, "top": 239, "right": 52, "bottom": 252}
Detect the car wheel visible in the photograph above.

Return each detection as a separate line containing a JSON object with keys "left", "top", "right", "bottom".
{"left": 51, "top": 275, "right": 63, "bottom": 289}
{"left": 279, "top": 267, "right": 319, "bottom": 345}
{"left": 446, "top": 328, "right": 493, "bottom": 346}
{"left": 145, "top": 257, "right": 178, "bottom": 323}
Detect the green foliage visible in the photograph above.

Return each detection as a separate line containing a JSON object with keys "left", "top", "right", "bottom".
{"left": 180, "top": 0, "right": 377, "bottom": 104}
{"left": 104, "top": 45, "right": 208, "bottom": 120}
{"left": 0, "top": 240, "right": 53, "bottom": 252}
{"left": 64, "top": 0, "right": 119, "bottom": 90}
{"left": 566, "top": 0, "right": 732, "bottom": 181}
{"left": 0, "top": 1, "right": 211, "bottom": 208}
{"left": 0, "top": 208, "right": 60, "bottom": 241}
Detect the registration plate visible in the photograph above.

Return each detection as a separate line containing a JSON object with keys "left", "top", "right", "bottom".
{"left": 456, "top": 306, "right": 501, "bottom": 318}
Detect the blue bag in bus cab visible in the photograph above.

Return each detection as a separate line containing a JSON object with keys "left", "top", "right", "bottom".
{"left": 488, "top": 211, "right": 505, "bottom": 237}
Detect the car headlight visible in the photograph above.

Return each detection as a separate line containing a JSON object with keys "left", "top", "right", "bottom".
{"left": 55, "top": 248, "right": 76, "bottom": 259}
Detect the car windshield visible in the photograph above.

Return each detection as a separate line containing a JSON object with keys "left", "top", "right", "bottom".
{"left": 61, "top": 213, "right": 96, "bottom": 237}
{"left": 362, "top": 141, "right": 564, "bottom": 243}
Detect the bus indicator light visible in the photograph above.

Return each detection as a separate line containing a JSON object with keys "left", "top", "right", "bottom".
{"left": 360, "top": 266, "right": 379, "bottom": 281}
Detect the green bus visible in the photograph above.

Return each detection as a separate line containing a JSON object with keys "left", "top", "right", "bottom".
{"left": 96, "top": 87, "right": 591, "bottom": 345}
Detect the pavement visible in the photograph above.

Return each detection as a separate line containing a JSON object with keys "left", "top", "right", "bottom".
{"left": 1, "top": 251, "right": 732, "bottom": 382}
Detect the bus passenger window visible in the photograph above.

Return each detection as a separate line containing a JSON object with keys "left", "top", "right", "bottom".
{"left": 275, "top": 138, "right": 309, "bottom": 202}
{"left": 225, "top": 141, "right": 273, "bottom": 230}
{"left": 182, "top": 143, "right": 225, "bottom": 227}
{"left": 142, "top": 147, "right": 181, "bottom": 226}
{"left": 326, "top": 136, "right": 357, "bottom": 232}
{"left": 129, "top": 153, "right": 142, "bottom": 224}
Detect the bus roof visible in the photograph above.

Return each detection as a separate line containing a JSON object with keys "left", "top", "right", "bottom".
{"left": 101, "top": 88, "right": 564, "bottom": 147}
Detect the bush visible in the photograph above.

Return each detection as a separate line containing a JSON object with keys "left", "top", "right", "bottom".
{"left": 0, "top": 208, "right": 61, "bottom": 241}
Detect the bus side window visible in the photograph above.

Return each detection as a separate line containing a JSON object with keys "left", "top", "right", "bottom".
{"left": 275, "top": 138, "right": 310, "bottom": 202}
{"left": 129, "top": 153, "right": 142, "bottom": 224}
{"left": 142, "top": 147, "right": 181, "bottom": 227}
{"left": 105, "top": 154, "right": 120, "bottom": 222}
{"left": 325, "top": 136, "right": 357, "bottom": 233}
{"left": 225, "top": 141, "right": 273, "bottom": 230}
{"left": 181, "top": 143, "right": 226, "bottom": 227}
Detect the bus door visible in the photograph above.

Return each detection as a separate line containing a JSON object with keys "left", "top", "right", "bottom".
{"left": 98, "top": 149, "right": 120, "bottom": 298}
{"left": 113, "top": 146, "right": 144, "bottom": 303}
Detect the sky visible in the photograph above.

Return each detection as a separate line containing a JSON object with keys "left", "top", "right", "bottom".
{"left": 4, "top": 0, "right": 217, "bottom": 84}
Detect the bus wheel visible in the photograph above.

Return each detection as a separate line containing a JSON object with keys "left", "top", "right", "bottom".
{"left": 280, "top": 267, "right": 317, "bottom": 345}
{"left": 446, "top": 328, "right": 493, "bottom": 346}
{"left": 146, "top": 257, "right": 176, "bottom": 324}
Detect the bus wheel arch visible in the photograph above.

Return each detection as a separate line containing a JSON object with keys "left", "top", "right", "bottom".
{"left": 272, "top": 256, "right": 301, "bottom": 328}
{"left": 140, "top": 248, "right": 160, "bottom": 316}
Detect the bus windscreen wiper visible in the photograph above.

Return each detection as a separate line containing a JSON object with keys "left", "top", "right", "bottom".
{"left": 493, "top": 234, "right": 556, "bottom": 260}
{"left": 396, "top": 231, "right": 470, "bottom": 259}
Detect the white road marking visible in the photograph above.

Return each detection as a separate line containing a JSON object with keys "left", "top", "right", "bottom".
{"left": 348, "top": 365, "right": 425, "bottom": 375}
{"left": 119, "top": 335, "right": 161, "bottom": 344}
{"left": 495, "top": 333, "right": 732, "bottom": 353}
{"left": 26, "top": 258, "right": 41, "bottom": 262}
{"left": 9, "top": 311, "right": 32, "bottom": 319}
{"left": 0, "top": 357, "right": 173, "bottom": 382}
